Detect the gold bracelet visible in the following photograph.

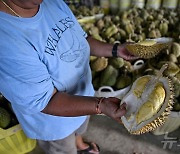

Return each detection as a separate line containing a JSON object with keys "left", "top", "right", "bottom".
{"left": 95, "top": 97, "right": 105, "bottom": 114}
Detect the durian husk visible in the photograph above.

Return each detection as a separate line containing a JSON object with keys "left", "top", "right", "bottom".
{"left": 121, "top": 75, "right": 174, "bottom": 135}
{"left": 126, "top": 38, "right": 173, "bottom": 59}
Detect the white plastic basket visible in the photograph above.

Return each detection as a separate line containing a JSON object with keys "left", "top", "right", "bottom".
{"left": 95, "top": 86, "right": 131, "bottom": 99}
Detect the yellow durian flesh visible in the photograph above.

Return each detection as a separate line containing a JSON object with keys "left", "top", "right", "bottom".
{"left": 133, "top": 76, "right": 151, "bottom": 98}
{"left": 121, "top": 75, "right": 174, "bottom": 135}
{"left": 137, "top": 40, "right": 157, "bottom": 46}
{"left": 136, "top": 83, "right": 165, "bottom": 124}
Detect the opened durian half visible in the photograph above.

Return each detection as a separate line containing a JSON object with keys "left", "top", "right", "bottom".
{"left": 126, "top": 37, "right": 173, "bottom": 59}
{"left": 121, "top": 64, "right": 174, "bottom": 135}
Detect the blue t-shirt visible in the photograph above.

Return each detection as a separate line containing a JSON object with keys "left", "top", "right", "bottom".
{"left": 0, "top": 0, "right": 95, "bottom": 140}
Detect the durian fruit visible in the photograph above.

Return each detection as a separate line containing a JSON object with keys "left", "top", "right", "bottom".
{"left": 100, "top": 65, "right": 118, "bottom": 87}
{"left": 90, "top": 56, "right": 97, "bottom": 62}
{"left": 115, "top": 75, "right": 132, "bottom": 89}
{"left": 159, "top": 21, "right": 168, "bottom": 36}
{"left": 90, "top": 57, "right": 108, "bottom": 72}
{"left": 171, "top": 42, "right": 180, "bottom": 58}
{"left": 108, "top": 57, "right": 124, "bottom": 69}
{"left": 157, "top": 61, "right": 180, "bottom": 77}
{"left": 125, "top": 37, "right": 173, "bottom": 59}
{"left": 120, "top": 64, "right": 174, "bottom": 134}
{"left": 172, "top": 72, "right": 180, "bottom": 98}
{"left": 104, "top": 25, "right": 118, "bottom": 39}
{"left": 173, "top": 99, "right": 180, "bottom": 111}
{"left": 0, "top": 107, "right": 11, "bottom": 129}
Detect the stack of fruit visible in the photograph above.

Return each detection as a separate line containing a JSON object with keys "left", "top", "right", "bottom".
{"left": 79, "top": 7, "right": 179, "bottom": 43}
{"left": 71, "top": 5, "right": 179, "bottom": 112}
{"left": 0, "top": 94, "right": 18, "bottom": 130}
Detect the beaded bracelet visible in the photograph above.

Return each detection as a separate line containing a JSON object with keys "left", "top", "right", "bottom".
{"left": 95, "top": 97, "right": 105, "bottom": 114}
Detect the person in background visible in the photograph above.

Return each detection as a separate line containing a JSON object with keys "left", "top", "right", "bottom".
{"left": 0, "top": 0, "right": 137, "bottom": 154}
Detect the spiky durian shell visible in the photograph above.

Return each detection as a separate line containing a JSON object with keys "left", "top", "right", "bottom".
{"left": 121, "top": 75, "right": 174, "bottom": 135}
{"left": 126, "top": 38, "right": 172, "bottom": 59}
{"left": 126, "top": 43, "right": 170, "bottom": 59}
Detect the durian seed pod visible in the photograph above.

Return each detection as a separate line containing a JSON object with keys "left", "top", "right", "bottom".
{"left": 125, "top": 38, "right": 173, "bottom": 59}
{"left": 120, "top": 64, "right": 175, "bottom": 135}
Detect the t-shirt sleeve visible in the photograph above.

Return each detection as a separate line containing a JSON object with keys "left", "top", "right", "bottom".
{"left": 0, "top": 40, "right": 54, "bottom": 115}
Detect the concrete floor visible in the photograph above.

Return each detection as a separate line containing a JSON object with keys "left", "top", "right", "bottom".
{"left": 29, "top": 115, "right": 180, "bottom": 154}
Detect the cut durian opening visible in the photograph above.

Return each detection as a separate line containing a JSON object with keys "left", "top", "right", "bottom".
{"left": 126, "top": 37, "right": 173, "bottom": 59}
{"left": 137, "top": 40, "right": 156, "bottom": 46}
{"left": 121, "top": 64, "right": 174, "bottom": 134}
{"left": 136, "top": 82, "right": 165, "bottom": 124}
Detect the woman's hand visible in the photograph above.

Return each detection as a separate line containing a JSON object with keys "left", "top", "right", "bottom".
{"left": 100, "top": 97, "right": 126, "bottom": 123}
{"left": 117, "top": 43, "right": 139, "bottom": 61}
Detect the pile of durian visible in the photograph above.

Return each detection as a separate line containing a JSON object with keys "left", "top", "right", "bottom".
{"left": 71, "top": 5, "right": 180, "bottom": 133}
{"left": 90, "top": 40, "right": 180, "bottom": 134}
{"left": 0, "top": 94, "right": 19, "bottom": 129}
{"left": 90, "top": 41, "right": 180, "bottom": 110}
{"left": 79, "top": 7, "right": 179, "bottom": 43}
{"left": 69, "top": 4, "right": 104, "bottom": 19}
{"left": 120, "top": 64, "right": 174, "bottom": 134}
{"left": 72, "top": 6, "right": 180, "bottom": 110}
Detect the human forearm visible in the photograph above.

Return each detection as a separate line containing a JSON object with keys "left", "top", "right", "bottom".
{"left": 41, "top": 89, "right": 126, "bottom": 123}
{"left": 42, "top": 91, "right": 98, "bottom": 116}
{"left": 87, "top": 36, "right": 113, "bottom": 57}
{"left": 87, "top": 36, "right": 138, "bottom": 60}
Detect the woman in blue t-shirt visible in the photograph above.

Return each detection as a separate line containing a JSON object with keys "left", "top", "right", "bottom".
{"left": 0, "top": 0, "right": 138, "bottom": 153}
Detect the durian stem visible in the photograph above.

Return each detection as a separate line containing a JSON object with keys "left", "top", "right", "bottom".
{"left": 150, "top": 63, "right": 168, "bottom": 85}
{"left": 155, "top": 63, "right": 168, "bottom": 81}
{"left": 145, "top": 64, "right": 168, "bottom": 95}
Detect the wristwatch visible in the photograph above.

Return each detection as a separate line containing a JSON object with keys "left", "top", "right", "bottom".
{"left": 112, "top": 41, "right": 120, "bottom": 57}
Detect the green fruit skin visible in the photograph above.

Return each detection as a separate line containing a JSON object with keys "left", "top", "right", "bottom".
{"left": 0, "top": 107, "right": 11, "bottom": 129}
{"left": 100, "top": 65, "right": 118, "bottom": 86}
{"left": 115, "top": 76, "right": 132, "bottom": 89}
{"left": 109, "top": 58, "right": 124, "bottom": 69}
{"left": 173, "top": 103, "right": 180, "bottom": 111}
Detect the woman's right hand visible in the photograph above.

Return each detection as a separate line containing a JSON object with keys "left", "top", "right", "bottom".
{"left": 100, "top": 97, "right": 126, "bottom": 123}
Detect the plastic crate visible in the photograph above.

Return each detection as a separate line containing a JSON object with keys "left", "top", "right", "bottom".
{"left": 0, "top": 124, "right": 36, "bottom": 154}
